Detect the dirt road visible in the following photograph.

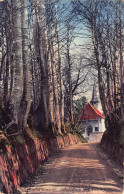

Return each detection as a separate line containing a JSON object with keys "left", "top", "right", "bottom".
{"left": 22, "top": 143, "right": 123, "bottom": 194}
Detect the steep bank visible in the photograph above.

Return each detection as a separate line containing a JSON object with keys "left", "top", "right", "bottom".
{"left": 100, "top": 120, "right": 124, "bottom": 166}
{"left": 0, "top": 128, "right": 82, "bottom": 194}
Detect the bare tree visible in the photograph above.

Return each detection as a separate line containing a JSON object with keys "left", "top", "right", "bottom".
{"left": 71, "top": 0, "right": 124, "bottom": 125}
{"left": 21, "top": 0, "right": 32, "bottom": 129}
{"left": 0, "top": 0, "right": 95, "bottom": 135}
{"left": 11, "top": 0, "right": 23, "bottom": 128}
{"left": 54, "top": 0, "right": 65, "bottom": 130}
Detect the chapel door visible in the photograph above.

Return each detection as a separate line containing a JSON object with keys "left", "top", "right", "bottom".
{"left": 87, "top": 126, "right": 93, "bottom": 136}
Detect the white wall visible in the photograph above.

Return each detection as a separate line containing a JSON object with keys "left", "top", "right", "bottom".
{"left": 99, "top": 118, "right": 106, "bottom": 132}
{"left": 79, "top": 118, "right": 106, "bottom": 138}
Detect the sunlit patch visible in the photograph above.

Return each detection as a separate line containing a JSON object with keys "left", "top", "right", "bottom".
{"left": 28, "top": 181, "right": 120, "bottom": 193}
{"left": 52, "top": 157, "right": 105, "bottom": 170}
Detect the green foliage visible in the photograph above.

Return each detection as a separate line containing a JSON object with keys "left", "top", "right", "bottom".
{"left": 26, "top": 128, "right": 43, "bottom": 140}
{"left": 66, "top": 122, "right": 87, "bottom": 143}
{"left": 73, "top": 96, "right": 87, "bottom": 118}
{"left": 15, "top": 135, "right": 26, "bottom": 145}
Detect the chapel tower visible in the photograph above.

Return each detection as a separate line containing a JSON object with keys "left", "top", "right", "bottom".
{"left": 90, "top": 83, "right": 99, "bottom": 109}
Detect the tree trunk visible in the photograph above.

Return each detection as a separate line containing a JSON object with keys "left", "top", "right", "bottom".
{"left": 47, "top": 52, "right": 55, "bottom": 128}
{"left": 113, "top": 2, "right": 119, "bottom": 111}
{"left": 32, "top": 1, "right": 49, "bottom": 129}
{"left": 33, "top": 0, "right": 55, "bottom": 130}
{"left": 66, "top": 23, "right": 74, "bottom": 123}
{"left": 40, "top": 0, "right": 58, "bottom": 130}
{"left": 54, "top": 0, "right": 65, "bottom": 130}
{"left": 11, "top": 0, "right": 23, "bottom": 126}
{"left": 91, "top": 2, "right": 107, "bottom": 116}
{"left": 50, "top": 30, "right": 61, "bottom": 133}
{"left": 21, "top": 0, "right": 32, "bottom": 129}
{"left": 118, "top": 0, "right": 124, "bottom": 118}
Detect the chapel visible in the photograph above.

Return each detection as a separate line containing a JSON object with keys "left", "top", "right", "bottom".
{"left": 78, "top": 84, "right": 106, "bottom": 140}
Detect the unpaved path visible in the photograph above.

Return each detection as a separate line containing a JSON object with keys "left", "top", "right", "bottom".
{"left": 22, "top": 143, "right": 123, "bottom": 194}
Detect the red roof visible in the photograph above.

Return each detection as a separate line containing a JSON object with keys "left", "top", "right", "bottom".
{"left": 77, "top": 103, "right": 105, "bottom": 121}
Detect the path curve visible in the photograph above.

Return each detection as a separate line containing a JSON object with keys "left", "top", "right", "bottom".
{"left": 22, "top": 143, "right": 122, "bottom": 194}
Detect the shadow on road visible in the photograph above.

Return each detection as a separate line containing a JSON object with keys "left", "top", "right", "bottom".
{"left": 23, "top": 143, "right": 123, "bottom": 193}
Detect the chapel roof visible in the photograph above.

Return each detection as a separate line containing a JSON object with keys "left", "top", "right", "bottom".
{"left": 77, "top": 103, "right": 105, "bottom": 121}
